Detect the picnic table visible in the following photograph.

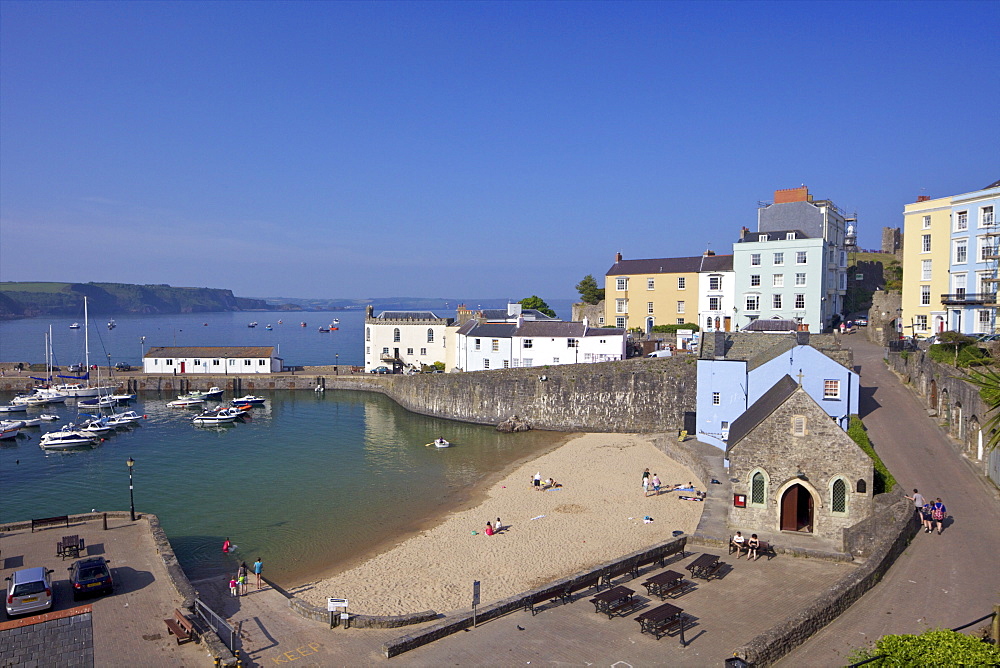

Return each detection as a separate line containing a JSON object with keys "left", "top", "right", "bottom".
{"left": 589, "top": 585, "right": 638, "bottom": 619}
{"left": 635, "top": 601, "right": 686, "bottom": 642}
{"left": 642, "top": 570, "right": 686, "bottom": 600}
{"left": 686, "top": 553, "right": 721, "bottom": 580}
{"left": 57, "top": 535, "right": 84, "bottom": 559}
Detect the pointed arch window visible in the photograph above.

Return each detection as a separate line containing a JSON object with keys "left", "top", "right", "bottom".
{"left": 750, "top": 470, "right": 768, "bottom": 506}
{"left": 831, "top": 478, "right": 848, "bottom": 514}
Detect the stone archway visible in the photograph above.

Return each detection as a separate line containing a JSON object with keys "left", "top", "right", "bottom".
{"left": 780, "top": 483, "right": 814, "bottom": 532}
{"left": 940, "top": 388, "right": 951, "bottom": 426}
{"left": 929, "top": 379, "right": 938, "bottom": 413}
{"left": 954, "top": 401, "right": 963, "bottom": 439}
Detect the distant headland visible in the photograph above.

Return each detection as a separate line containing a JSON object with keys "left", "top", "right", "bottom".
{"left": 0, "top": 281, "right": 275, "bottom": 318}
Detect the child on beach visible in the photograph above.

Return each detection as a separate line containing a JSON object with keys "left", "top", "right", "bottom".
{"left": 651, "top": 474, "right": 661, "bottom": 495}
{"left": 229, "top": 578, "right": 238, "bottom": 597}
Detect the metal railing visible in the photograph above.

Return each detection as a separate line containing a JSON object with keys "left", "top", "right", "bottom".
{"left": 194, "top": 598, "right": 236, "bottom": 652}
{"left": 846, "top": 610, "right": 997, "bottom": 667}
{"left": 940, "top": 292, "right": 997, "bottom": 305}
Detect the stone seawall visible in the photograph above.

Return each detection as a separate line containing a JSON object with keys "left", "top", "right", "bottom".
{"left": 0, "top": 357, "right": 698, "bottom": 433}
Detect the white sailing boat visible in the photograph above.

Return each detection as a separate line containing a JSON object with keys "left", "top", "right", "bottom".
{"left": 56, "top": 297, "right": 114, "bottom": 398}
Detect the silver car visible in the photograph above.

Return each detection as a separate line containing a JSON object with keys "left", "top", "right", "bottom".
{"left": 5, "top": 566, "right": 55, "bottom": 616}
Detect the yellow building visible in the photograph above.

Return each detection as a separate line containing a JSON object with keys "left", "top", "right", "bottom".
{"left": 901, "top": 195, "right": 952, "bottom": 336}
{"left": 604, "top": 252, "right": 704, "bottom": 331}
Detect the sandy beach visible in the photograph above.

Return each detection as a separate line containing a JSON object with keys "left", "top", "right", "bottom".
{"left": 301, "top": 432, "right": 704, "bottom": 616}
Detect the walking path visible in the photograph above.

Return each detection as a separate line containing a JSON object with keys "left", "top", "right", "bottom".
{"left": 778, "top": 337, "right": 1000, "bottom": 665}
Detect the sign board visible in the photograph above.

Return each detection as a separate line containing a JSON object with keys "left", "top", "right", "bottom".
{"left": 327, "top": 598, "right": 348, "bottom": 611}
{"left": 472, "top": 580, "right": 481, "bottom": 607}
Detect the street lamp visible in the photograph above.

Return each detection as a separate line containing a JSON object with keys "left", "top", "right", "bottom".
{"left": 140, "top": 336, "right": 146, "bottom": 367}
{"left": 127, "top": 457, "right": 135, "bottom": 521}
{"left": 335, "top": 353, "right": 339, "bottom": 375}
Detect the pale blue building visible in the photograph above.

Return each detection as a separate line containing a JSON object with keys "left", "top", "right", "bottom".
{"left": 943, "top": 180, "right": 1000, "bottom": 335}
{"left": 696, "top": 330, "right": 859, "bottom": 450}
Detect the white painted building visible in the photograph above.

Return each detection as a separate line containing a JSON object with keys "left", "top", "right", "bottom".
{"left": 697, "top": 254, "right": 736, "bottom": 332}
{"left": 364, "top": 307, "right": 452, "bottom": 373}
{"left": 454, "top": 318, "right": 626, "bottom": 371}
{"left": 143, "top": 346, "right": 282, "bottom": 374}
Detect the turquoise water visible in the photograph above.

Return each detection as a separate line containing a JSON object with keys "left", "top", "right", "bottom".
{"left": 0, "top": 391, "right": 564, "bottom": 585}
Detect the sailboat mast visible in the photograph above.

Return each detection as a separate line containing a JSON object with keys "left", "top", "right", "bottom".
{"left": 49, "top": 325, "right": 53, "bottom": 381}
{"left": 84, "top": 296, "right": 90, "bottom": 372}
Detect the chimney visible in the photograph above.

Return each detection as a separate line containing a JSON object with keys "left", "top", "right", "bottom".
{"left": 916, "top": 195, "right": 931, "bottom": 202}
{"left": 703, "top": 249, "right": 715, "bottom": 256}
{"left": 739, "top": 226, "right": 750, "bottom": 241}
{"left": 774, "top": 186, "right": 809, "bottom": 204}
{"left": 796, "top": 329, "right": 810, "bottom": 345}
{"left": 615, "top": 252, "right": 623, "bottom": 263}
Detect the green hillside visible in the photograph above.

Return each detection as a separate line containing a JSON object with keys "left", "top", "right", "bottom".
{"left": 0, "top": 282, "right": 270, "bottom": 318}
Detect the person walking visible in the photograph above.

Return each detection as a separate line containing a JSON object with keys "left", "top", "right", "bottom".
{"left": 237, "top": 562, "right": 249, "bottom": 596}
{"left": 642, "top": 468, "right": 651, "bottom": 496}
{"left": 931, "top": 498, "right": 948, "bottom": 535}
{"left": 905, "top": 489, "right": 926, "bottom": 518}
{"left": 920, "top": 501, "right": 934, "bottom": 533}
{"left": 253, "top": 558, "right": 263, "bottom": 590}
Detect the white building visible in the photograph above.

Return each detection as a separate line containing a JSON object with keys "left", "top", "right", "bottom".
{"left": 454, "top": 318, "right": 626, "bottom": 371}
{"left": 364, "top": 307, "right": 452, "bottom": 373}
{"left": 697, "top": 254, "right": 736, "bottom": 332}
{"left": 143, "top": 346, "right": 282, "bottom": 374}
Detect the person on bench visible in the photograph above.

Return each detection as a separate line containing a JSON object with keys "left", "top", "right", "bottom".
{"left": 746, "top": 534, "right": 760, "bottom": 561}
{"left": 731, "top": 531, "right": 747, "bottom": 557}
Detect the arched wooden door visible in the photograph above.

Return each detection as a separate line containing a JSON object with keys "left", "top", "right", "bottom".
{"left": 780, "top": 483, "right": 814, "bottom": 532}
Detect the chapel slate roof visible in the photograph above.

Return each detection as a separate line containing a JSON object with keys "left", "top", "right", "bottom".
{"left": 698, "top": 331, "right": 797, "bottom": 371}
{"left": 456, "top": 322, "right": 518, "bottom": 337}
{"left": 725, "top": 375, "right": 799, "bottom": 453}
{"left": 606, "top": 254, "right": 734, "bottom": 276}
{"left": 144, "top": 346, "right": 276, "bottom": 358}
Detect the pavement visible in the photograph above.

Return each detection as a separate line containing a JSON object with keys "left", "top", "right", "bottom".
{"left": 777, "top": 337, "right": 1000, "bottom": 665}
{"left": 192, "top": 546, "right": 850, "bottom": 667}
{"left": 0, "top": 517, "right": 211, "bottom": 667}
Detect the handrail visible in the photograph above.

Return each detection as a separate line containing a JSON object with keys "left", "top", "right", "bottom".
{"left": 194, "top": 598, "right": 236, "bottom": 652}
{"left": 845, "top": 610, "right": 997, "bottom": 667}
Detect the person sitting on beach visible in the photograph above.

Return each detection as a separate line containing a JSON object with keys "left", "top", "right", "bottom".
{"left": 484, "top": 521, "right": 494, "bottom": 536}
{"left": 731, "top": 531, "right": 747, "bottom": 557}
{"left": 746, "top": 534, "right": 760, "bottom": 561}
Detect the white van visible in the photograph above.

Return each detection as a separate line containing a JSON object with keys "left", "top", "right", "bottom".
{"left": 646, "top": 349, "right": 673, "bottom": 358}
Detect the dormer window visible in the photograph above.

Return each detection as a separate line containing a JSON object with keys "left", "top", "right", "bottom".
{"left": 760, "top": 234, "right": 769, "bottom": 242}
{"left": 786, "top": 232, "right": 796, "bottom": 240}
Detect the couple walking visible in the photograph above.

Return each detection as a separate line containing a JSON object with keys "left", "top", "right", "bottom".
{"left": 906, "top": 489, "right": 948, "bottom": 535}
{"left": 641, "top": 468, "right": 661, "bottom": 496}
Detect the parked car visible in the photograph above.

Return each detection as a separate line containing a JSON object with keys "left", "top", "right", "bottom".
{"left": 68, "top": 363, "right": 84, "bottom": 372}
{"left": 114, "top": 362, "right": 131, "bottom": 371}
{"left": 370, "top": 366, "right": 391, "bottom": 374}
{"left": 854, "top": 317, "right": 868, "bottom": 326}
{"left": 5, "top": 566, "right": 54, "bottom": 616}
{"left": 68, "top": 557, "right": 113, "bottom": 600}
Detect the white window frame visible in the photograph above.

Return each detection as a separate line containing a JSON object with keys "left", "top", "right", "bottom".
{"left": 709, "top": 275, "right": 722, "bottom": 291}
{"left": 796, "top": 251, "right": 807, "bottom": 264}
{"left": 922, "top": 215, "right": 931, "bottom": 229}
{"left": 616, "top": 298, "right": 628, "bottom": 314}
{"left": 647, "top": 302, "right": 654, "bottom": 314}
{"left": 921, "top": 259, "right": 932, "bottom": 281}
{"left": 615, "top": 317, "right": 625, "bottom": 329}
{"left": 915, "top": 314, "right": 928, "bottom": 331}
{"left": 920, "top": 285, "right": 931, "bottom": 306}
{"left": 750, "top": 274, "right": 761, "bottom": 287}
{"left": 647, "top": 278, "right": 655, "bottom": 290}
{"left": 677, "top": 301, "right": 685, "bottom": 313}
{"left": 712, "top": 392, "right": 720, "bottom": 405}
{"left": 922, "top": 234, "right": 931, "bottom": 253}
{"left": 616, "top": 277, "right": 628, "bottom": 291}
{"left": 823, "top": 379, "right": 841, "bottom": 400}
{"left": 955, "top": 239, "right": 968, "bottom": 264}
{"left": 677, "top": 277, "right": 686, "bottom": 290}
{"left": 982, "top": 206, "right": 995, "bottom": 227}
{"left": 745, "top": 295, "right": 760, "bottom": 311}
{"left": 772, "top": 274, "right": 784, "bottom": 288}
{"left": 794, "top": 294, "right": 805, "bottom": 309}
{"left": 772, "top": 294, "right": 782, "bottom": 309}
{"left": 773, "top": 252, "right": 784, "bottom": 266}
{"left": 750, "top": 253, "right": 761, "bottom": 266}
{"left": 955, "top": 210, "right": 968, "bottom": 231}
{"left": 795, "top": 273, "right": 806, "bottom": 286}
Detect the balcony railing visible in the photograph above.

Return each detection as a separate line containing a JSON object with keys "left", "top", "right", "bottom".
{"left": 940, "top": 292, "right": 998, "bottom": 305}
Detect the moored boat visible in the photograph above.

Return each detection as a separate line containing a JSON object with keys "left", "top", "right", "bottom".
{"left": 192, "top": 408, "right": 239, "bottom": 425}
{"left": 0, "top": 404, "right": 28, "bottom": 413}
{"left": 1, "top": 422, "right": 23, "bottom": 439}
{"left": 69, "top": 322, "right": 80, "bottom": 329}
{"left": 231, "top": 395, "right": 265, "bottom": 406}
{"left": 168, "top": 397, "right": 205, "bottom": 408}
{"left": 40, "top": 430, "right": 98, "bottom": 450}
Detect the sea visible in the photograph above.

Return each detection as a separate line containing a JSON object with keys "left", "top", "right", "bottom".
{"left": 0, "top": 301, "right": 575, "bottom": 586}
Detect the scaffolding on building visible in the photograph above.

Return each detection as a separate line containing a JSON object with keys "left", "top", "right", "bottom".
{"left": 980, "top": 211, "right": 999, "bottom": 335}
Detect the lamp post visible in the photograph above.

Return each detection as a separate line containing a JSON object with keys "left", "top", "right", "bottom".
{"left": 140, "top": 336, "right": 146, "bottom": 366}
{"left": 335, "top": 353, "right": 339, "bottom": 375}
{"left": 127, "top": 457, "right": 135, "bottom": 521}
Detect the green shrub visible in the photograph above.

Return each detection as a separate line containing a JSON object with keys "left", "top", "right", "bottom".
{"left": 928, "top": 342, "right": 989, "bottom": 367}
{"left": 651, "top": 323, "right": 701, "bottom": 334}
{"left": 848, "top": 628, "right": 1000, "bottom": 666}
{"left": 848, "top": 416, "right": 896, "bottom": 494}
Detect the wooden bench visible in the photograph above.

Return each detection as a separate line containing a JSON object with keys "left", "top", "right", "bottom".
{"left": 164, "top": 609, "right": 197, "bottom": 644}
{"left": 524, "top": 584, "right": 573, "bottom": 616}
{"left": 747, "top": 540, "right": 777, "bottom": 561}
{"left": 728, "top": 536, "right": 748, "bottom": 557}
{"left": 32, "top": 515, "right": 70, "bottom": 532}
{"left": 602, "top": 596, "right": 640, "bottom": 619}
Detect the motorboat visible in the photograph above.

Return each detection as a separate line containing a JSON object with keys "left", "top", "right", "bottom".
{"left": 167, "top": 397, "right": 205, "bottom": 408}
{"left": 79, "top": 395, "right": 117, "bottom": 408}
{"left": 332, "top": 318, "right": 340, "bottom": 324}
{"left": 0, "top": 404, "right": 28, "bottom": 413}
{"left": 111, "top": 411, "right": 145, "bottom": 424}
{"left": 16, "top": 417, "right": 44, "bottom": 428}
{"left": 203, "top": 387, "right": 224, "bottom": 399}
{"left": 192, "top": 408, "right": 239, "bottom": 425}
{"left": 69, "top": 322, "right": 81, "bottom": 329}
{"left": 427, "top": 438, "right": 451, "bottom": 448}
{"left": 248, "top": 321, "right": 258, "bottom": 328}
{"left": 54, "top": 382, "right": 112, "bottom": 398}
{"left": 40, "top": 430, "right": 98, "bottom": 450}
{"left": 12, "top": 389, "right": 68, "bottom": 405}
{"left": 1, "top": 422, "right": 22, "bottom": 439}
{"left": 300, "top": 322, "right": 307, "bottom": 327}
{"left": 107, "top": 319, "right": 116, "bottom": 330}
{"left": 231, "top": 395, "right": 265, "bottom": 406}
{"left": 318, "top": 327, "right": 329, "bottom": 332}
{"left": 110, "top": 393, "right": 136, "bottom": 403}
{"left": 265, "top": 324, "right": 273, "bottom": 330}
{"left": 78, "top": 417, "right": 115, "bottom": 435}
{"left": 40, "top": 414, "right": 60, "bottom": 421}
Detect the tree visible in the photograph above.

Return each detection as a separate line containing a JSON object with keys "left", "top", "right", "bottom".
{"left": 962, "top": 365, "right": 1000, "bottom": 452}
{"left": 575, "top": 275, "right": 605, "bottom": 305}
{"left": 519, "top": 296, "right": 556, "bottom": 318}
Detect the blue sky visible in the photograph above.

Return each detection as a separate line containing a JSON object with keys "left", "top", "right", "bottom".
{"left": 2, "top": 1, "right": 997, "bottom": 300}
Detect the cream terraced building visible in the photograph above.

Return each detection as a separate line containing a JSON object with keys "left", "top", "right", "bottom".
{"left": 901, "top": 194, "right": 953, "bottom": 337}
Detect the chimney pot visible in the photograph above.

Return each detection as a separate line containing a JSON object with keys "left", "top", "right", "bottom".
{"left": 615, "top": 252, "right": 623, "bottom": 262}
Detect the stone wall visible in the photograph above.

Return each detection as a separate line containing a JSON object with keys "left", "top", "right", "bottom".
{"left": 379, "top": 536, "right": 688, "bottom": 657}
{"left": 868, "top": 290, "right": 902, "bottom": 345}
{"left": 733, "top": 489, "right": 919, "bottom": 666}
